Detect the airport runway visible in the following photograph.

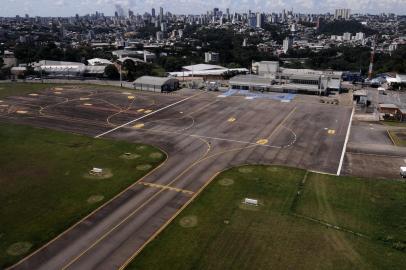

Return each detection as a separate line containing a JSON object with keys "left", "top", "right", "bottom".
{"left": 1, "top": 86, "right": 352, "bottom": 270}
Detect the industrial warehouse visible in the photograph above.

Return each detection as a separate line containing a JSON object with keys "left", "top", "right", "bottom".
{"left": 229, "top": 61, "right": 342, "bottom": 95}
{"left": 133, "top": 76, "right": 179, "bottom": 92}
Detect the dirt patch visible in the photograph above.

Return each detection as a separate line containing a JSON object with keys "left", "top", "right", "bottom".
{"left": 149, "top": 152, "right": 163, "bottom": 159}
{"left": 136, "top": 164, "right": 152, "bottom": 171}
{"left": 238, "top": 167, "right": 253, "bottom": 174}
{"left": 218, "top": 178, "right": 234, "bottom": 186}
{"left": 87, "top": 195, "right": 105, "bottom": 204}
{"left": 120, "top": 153, "right": 141, "bottom": 160}
{"left": 83, "top": 168, "right": 113, "bottom": 180}
{"left": 7, "top": 242, "right": 32, "bottom": 256}
{"left": 179, "top": 215, "right": 198, "bottom": 228}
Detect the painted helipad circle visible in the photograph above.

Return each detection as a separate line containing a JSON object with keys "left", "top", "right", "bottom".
{"left": 136, "top": 164, "right": 152, "bottom": 171}
{"left": 7, "top": 242, "right": 32, "bottom": 256}
{"left": 179, "top": 215, "right": 198, "bottom": 228}
{"left": 218, "top": 178, "right": 234, "bottom": 186}
{"left": 149, "top": 152, "right": 163, "bottom": 159}
{"left": 87, "top": 195, "right": 105, "bottom": 204}
{"left": 238, "top": 167, "right": 253, "bottom": 174}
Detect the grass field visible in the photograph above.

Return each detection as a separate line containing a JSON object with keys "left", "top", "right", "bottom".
{"left": 0, "top": 83, "right": 55, "bottom": 99}
{"left": 0, "top": 123, "right": 165, "bottom": 268}
{"left": 383, "top": 120, "right": 406, "bottom": 128}
{"left": 388, "top": 130, "right": 406, "bottom": 147}
{"left": 127, "top": 165, "right": 406, "bottom": 270}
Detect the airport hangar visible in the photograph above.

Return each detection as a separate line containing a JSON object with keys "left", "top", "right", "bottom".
{"left": 230, "top": 61, "right": 343, "bottom": 95}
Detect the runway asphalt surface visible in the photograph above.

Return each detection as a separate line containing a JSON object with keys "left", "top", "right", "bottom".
{"left": 0, "top": 86, "right": 353, "bottom": 270}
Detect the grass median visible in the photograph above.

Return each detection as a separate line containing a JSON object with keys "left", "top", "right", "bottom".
{"left": 0, "top": 122, "right": 165, "bottom": 268}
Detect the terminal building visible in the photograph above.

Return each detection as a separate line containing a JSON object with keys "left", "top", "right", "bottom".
{"left": 229, "top": 61, "right": 342, "bottom": 95}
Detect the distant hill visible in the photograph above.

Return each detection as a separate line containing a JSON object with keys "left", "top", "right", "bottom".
{"left": 319, "top": 20, "right": 376, "bottom": 35}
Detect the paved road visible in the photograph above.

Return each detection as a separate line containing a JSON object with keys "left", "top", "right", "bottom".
{"left": 2, "top": 88, "right": 352, "bottom": 270}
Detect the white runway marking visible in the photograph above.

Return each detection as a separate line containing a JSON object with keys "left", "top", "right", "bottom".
{"left": 337, "top": 107, "right": 354, "bottom": 176}
{"left": 95, "top": 92, "right": 203, "bottom": 138}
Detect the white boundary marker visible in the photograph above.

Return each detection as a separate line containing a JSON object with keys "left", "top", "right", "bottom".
{"left": 337, "top": 106, "right": 355, "bottom": 176}
{"left": 95, "top": 92, "right": 202, "bottom": 138}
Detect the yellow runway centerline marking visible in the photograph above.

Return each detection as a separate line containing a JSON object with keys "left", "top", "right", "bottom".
{"left": 256, "top": 139, "right": 269, "bottom": 145}
{"left": 137, "top": 109, "right": 145, "bottom": 113}
{"left": 328, "top": 129, "right": 336, "bottom": 135}
{"left": 134, "top": 123, "right": 145, "bottom": 129}
{"left": 144, "top": 109, "right": 153, "bottom": 114}
{"left": 138, "top": 182, "right": 194, "bottom": 195}
{"left": 228, "top": 117, "right": 236, "bottom": 122}
{"left": 127, "top": 96, "right": 135, "bottom": 100}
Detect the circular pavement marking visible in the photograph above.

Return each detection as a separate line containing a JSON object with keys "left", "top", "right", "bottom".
{"left": 7, "top": 242, "right": 32, "bottom": 256}
{"left": 120, "top": 153, "right": 141, "bottom": 160}
{"left": 238, "top": 167, "right": 253, "bottom": 174}
{"left": 149, "top": 152, "right": 163, "bottom": 159}
{"left": 218, "top": 178, "right": 234, "bottom": 186}
{"left": 256, "top": 139, "right": 268, "bottom": 145}
{"left": 87, "top": 195, "right": 105, "bottom": 204}
{"left": 83, "top": 168, "right": 113, "bottom": 180}
{"left": 136, "top": 164, "right": 152, "bottom": 171}
{"left": 179, "top": 215, "right": 198, "bottom": 228}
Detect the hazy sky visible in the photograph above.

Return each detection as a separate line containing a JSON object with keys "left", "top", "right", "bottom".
{"left": 2, "top": 0, "right": 406, "bottom": 17}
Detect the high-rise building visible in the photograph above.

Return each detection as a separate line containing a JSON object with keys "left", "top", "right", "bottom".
{"left": 152, "top": 8, "right": 156, "bottom": 18}
{"left": 283, "top": 36, "right": 293, "bottom": 53}
{"left": 256, "top": 13, "right": 263, "bottom": 28}
{"left": 334, "top": 9, "right": 351, "bottom": 20}
{"left": 160, "top": 22, "right": 167, "bottom": 32}
{"left": 343, "top": 32, "right": 352, "bottom": 41}
{"left": 160, "top": 7, "right": 164, "bottom": 20}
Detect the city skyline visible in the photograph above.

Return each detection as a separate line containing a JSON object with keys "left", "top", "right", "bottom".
{"left": 1, "top": 0, "right": 406, "bottom": 17}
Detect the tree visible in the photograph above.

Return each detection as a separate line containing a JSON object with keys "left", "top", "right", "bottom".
{"left": 104, "top": 65, "right": 120, "bottom": 80}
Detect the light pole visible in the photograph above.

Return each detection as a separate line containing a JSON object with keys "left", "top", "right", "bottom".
{"left": 119, "top": 64, "right": 122, "bottom": 87}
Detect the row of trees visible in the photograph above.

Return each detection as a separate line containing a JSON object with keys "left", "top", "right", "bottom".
{"left": 13, "top": 43, "right": 114, "bottom": 64}
{"left": 283, "top": 45, "right": 406, "bottom": 75}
